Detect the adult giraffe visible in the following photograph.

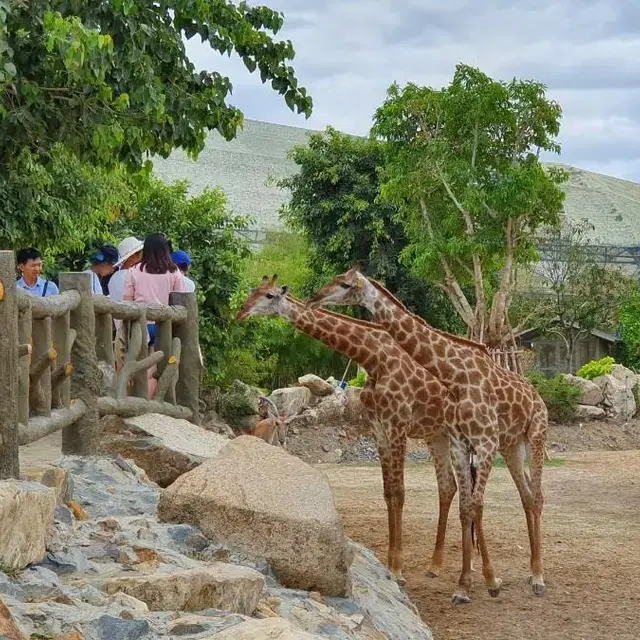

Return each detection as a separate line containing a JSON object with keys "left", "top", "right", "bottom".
{"left": 237, "top": 276, "right": 477, "bottom": 598}
{"left": 308, "top": 268, "right": 549, "bottom": 601}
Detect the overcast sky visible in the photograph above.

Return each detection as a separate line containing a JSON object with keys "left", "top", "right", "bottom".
{"left": 186, "top": 0, "right": 640, "bottom": 182}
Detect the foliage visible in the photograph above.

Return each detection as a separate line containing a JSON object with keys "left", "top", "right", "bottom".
{"left": 280, "top": 126, "right": 463, "bottom": 333}
{"left": 372, "top": 64, "right": 568, "bottom": 346}
{"left": 348, "top": 369, "right": 367, "bottom": 388}
{"left": 576, "top": 356, "right": 615, "bottom": 380}
{"left": 0, "top": 0, "right": 311, "bottom": 170}
{"left": 217, "top": 231, "right": 347, "bottom": 390}
{"left": 619, "top": 293, "right": 640, "bottom": 370}
{"left": 526, "top": 370, "right": 581, "bottom": 423}
{"left": 0, "top": 144, "right": 130, "bottom": 259}
{"left": 518, "top": 219, "right": 635, "bottom": 373}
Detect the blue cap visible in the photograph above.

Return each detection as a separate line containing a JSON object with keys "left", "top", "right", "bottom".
{"left": 171, "top": 250, "right": 192, "bottom": 267}
{"left": 90, "top": 245, "right": 119, "bottom": 265}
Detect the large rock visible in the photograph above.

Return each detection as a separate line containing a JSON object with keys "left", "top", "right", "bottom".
{"left": 593, "top": 374, "right": 636, "bottom": 421}
{"left": 269, "top": 387, "right": 312, "bottom": 417}
{"left": 102, "top": 414, "right": 228, "bottom": 487}
{"left": 20, "top": 466, "right": 72, "bottom": 504}
{"left": 212, "top": 617, "right": 324, "bottom": 640}
{"left": 0, "top": 480, "right": 56, "bottom": 571}
{"left": 0, "top": 597, "right": 26, "bottom": 640}
{"left": 219, "top": 380, "right": 262, "bottom": 428}
{"left": 575, "top": 405, "right": 606, "bottom": 420}
{"left": 315, "top": 392, "right": 348, "bottom": 423}
{"left": 298, "top": 374, "right": 334, "bottom": 397}
{"left": 611, "top": 364, "right": 636, "bottom": 387}
{"left": 565, "top": 375, "right": 604, "bottom": 406}
{"left": 102, "top": 564, "right": 264, "bottom": 614}
{"left": 158, "top": 436, "right": 353, "bottom": 596}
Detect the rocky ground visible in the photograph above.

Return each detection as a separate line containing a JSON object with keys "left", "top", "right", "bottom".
{"left": 1, "top": 443, "right": 432, "bottom": 640}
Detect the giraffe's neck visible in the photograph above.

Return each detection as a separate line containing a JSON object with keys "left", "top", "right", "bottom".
{"left": 282, "top": 300, "right": 384, "bottom": 372}
{"left": 363, "top": 284, "right": 449, "bottom": 362}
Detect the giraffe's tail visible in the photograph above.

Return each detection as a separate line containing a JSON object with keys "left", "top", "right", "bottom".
{"left": 470, "top": 453, "right": 479, "bottom": 552}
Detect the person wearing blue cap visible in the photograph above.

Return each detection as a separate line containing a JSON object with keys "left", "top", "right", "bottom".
{"left": 86, "top": 245, "right": 119, "bottom": 295}
{"left": 171, "top": 250, "right": 196, "bottom": 293}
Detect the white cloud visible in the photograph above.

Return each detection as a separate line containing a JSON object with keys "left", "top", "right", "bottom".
{"left": 185, "top": 0, "right": 640, "bottom": 181}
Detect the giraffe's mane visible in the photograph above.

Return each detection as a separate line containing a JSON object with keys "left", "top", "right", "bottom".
{"left": 367, "top": 279, "right": 490, "bottom": 353}
{"left": 287, "top": 295, "right": 384, "bottom": 330}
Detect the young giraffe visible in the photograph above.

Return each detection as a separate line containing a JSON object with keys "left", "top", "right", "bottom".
{"left": 236, "top": 276, "right": 471, "bottom": 588}
{"left": 309, "top": 268, "right": 549, "bottom": 602}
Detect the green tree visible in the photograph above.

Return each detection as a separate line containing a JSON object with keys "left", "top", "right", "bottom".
{"left": 0, "top": 144, "right": 131, "bottom": 256}
{"left": 280, "top": 126, "right": 463, "bottom": 332}
{"left": 0, "top": 0, "right": 312, "bottom": 169}
{"left": 519, "top": 219, "right": 635, "bottom": 373}
{"left": 372, "top": 64, "right": 567, "bottom": 347}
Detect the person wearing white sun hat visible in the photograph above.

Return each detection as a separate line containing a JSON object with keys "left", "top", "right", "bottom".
{"left": 108, "top": 236, "right": 144, "bottom": 302}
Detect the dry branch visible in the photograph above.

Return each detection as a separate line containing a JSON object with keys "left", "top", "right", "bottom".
{"left": 18, "top": 400, "right": 88, "bottom": 445}
{"left": 155, "top": 337, "right": 181, "bottom": 403}
{"left": 97, "top": 396, "right": 192, "bottom": 420}
{"left": 93, "top": 294, "right": 187, "bottom": 323}
{"left": 16, "top": 289, "right": 81, "bottom": 319}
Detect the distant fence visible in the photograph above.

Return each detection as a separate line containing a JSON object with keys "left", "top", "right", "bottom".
{"left": 0, "top": 250, "right": 201, "bottom": 480}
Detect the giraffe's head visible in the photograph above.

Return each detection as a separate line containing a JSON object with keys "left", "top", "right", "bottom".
{"left": 307, "top": 266, "right": 371, "bottom": 309}
{"left": 236, "top": 274, "right": 289, "bottom": 320}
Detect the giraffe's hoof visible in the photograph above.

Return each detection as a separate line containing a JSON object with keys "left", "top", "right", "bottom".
{"left": 488, "top": 578, "right": 503, "bottom": 598}
{"left": 424, "top": 568, "right": 439, "bottom": 578}
{"left": 531, "top": 582, "right": 546, "bottom": 596}
{"left": 451, "top": 593, "right": 472, "bottom": 605}
{"left": 395, "top": 574, "right": 407, "bottom": 588}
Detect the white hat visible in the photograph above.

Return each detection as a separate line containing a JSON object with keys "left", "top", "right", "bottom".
{"left": 115, "top": 236, "right": 144, "bottom": 267}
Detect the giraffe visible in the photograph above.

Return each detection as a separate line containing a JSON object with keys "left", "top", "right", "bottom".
{"left": 308, "top": 268, "right": 549, "bottom": 603}
{"left": 236, "top": 275, "right": 470, "bottom": 588}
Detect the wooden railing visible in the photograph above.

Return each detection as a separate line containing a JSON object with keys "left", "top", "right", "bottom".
{"left": 0, "top": 250, "right": 201, "bottom": 479}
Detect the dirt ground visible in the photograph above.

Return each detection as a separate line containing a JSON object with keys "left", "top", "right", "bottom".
{"left": 20, "top": 421, "right": 640, "bottom": 639}
{"left": 323, "top": 450, "right": 640, "bottom": 640}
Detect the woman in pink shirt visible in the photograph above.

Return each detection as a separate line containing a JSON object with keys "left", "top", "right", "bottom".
{"left": 124, "top": 234, "right": 186, "bottom": 396}
{"left": 124, "top": 233, "right": 187, "bottom": 346}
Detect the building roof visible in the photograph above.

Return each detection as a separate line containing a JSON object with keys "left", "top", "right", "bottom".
{"left": 151, "top": 119, "right": 640, "bottom": 244}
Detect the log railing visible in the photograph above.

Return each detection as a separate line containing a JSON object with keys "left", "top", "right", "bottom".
{"left": 0, "top": 250, "right": 201, "bottom": 479}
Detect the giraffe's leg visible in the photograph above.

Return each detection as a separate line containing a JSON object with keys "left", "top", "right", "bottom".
{"left": 425, "top": 432, "right": 457, "bottom": 578}
{"left": 471, "top": 439, "right": 502, "bottom": 598}
{"left": 527, "top": 434, "right": 546, "bottom": 595}
{"left": 449, "top": 436, "right": 474, "bottom": 604}
{"left": 376, "top": 432, "right": 406, "bottom": 585}
{"left": 502, "top": 441, "right": 541, "bottom": 589}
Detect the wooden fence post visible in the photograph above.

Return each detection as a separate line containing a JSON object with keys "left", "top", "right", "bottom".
{"left": 60, "top": 273, "right": 101, "bottom": 455}
{"left": 170, "top": 292, "right": 201, "bottom": 425}
{"left": 0, "top": 251, "right": 19, "bottom": 479}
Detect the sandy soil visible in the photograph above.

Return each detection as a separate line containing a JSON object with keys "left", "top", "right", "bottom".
{"left": 322, "top": 451, "right": 640, "bottom": 640}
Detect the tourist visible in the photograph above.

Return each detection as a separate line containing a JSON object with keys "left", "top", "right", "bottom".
{"left": 170, "top": 250, "right": 196, "bottom": 292}
{"left": 86, "top": 245, "right": 119, "bottom": 295}
{"left": 16, "top": 248, "right": 59, "bottom": 297}
{"left": 124, "top": 234, "right": 186, "bottom": 398}
{"left": 108, "top": 236, "right": 144, "bottom": 302}
{"left": 123, "top": 233, "right": 187, "bottom": 347}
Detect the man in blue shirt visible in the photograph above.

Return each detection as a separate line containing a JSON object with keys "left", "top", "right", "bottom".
{"left": 16, "top": 248, "right": 59, "bottom": 297}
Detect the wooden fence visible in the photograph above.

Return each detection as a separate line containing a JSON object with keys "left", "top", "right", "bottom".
{"left": 0, "top": 250, "right": 201, "bottom": 479}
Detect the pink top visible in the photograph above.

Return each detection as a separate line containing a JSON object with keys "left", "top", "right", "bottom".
{"left": 123, "top": 264, "right": 187, "bottom": 308}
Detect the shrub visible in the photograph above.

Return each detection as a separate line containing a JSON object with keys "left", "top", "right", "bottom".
{"left": 576, "top": 356, "right": 615, "bottom": 380}
{"left": 348, "top": 370, "right": 368, "bottom": 388}
{"left": 526, "top": 370, "right": 581, "bottom": 423}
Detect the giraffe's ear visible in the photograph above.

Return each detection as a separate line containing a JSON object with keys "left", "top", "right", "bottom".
{"left": 280, "top": 285, "right": 290, "bottom": 295}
